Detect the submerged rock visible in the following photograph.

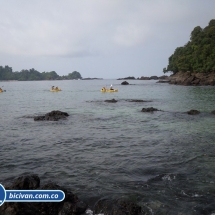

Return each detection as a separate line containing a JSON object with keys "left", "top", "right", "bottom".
{"left": 0, "top": 175, "right": 87, "bottom": 215}
{"left": 126, "top": 99, "right": 149, "bottom": 102}
{"left": 141, "top": 107, "right": 159, "bottom": 112}
{"left": 187, "top": 110, "right": 200, "bottom": 115}
{"left": 34, "top": 110, "right": 69, "bottom": 121}
{"left": 104, "top": 99, "right": 118, "bottom": 103}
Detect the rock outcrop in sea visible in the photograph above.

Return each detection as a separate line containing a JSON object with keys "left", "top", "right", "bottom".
{"left": 121, "top": 81, "right": 129, "bottom": 85}
{"left": 141, "top": 107, "right": 160, "bottom": 112}
{"left": 126, "top": 99, "right": 149, "bottom": 102}
{"left": 34, "top": 110, "right": 69, "bottom": 121}
{"left": 187, "top": 109, "right": 200, "bottom": 115}
{"left": 104, "top": 99, "right": 118, "bottom": 103}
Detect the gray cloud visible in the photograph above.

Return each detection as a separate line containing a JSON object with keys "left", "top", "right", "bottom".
{"left": 0, "top": 0, "right": 215, "bottom": 78}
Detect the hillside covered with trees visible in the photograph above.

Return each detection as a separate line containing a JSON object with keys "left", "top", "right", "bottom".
{"left": 0, "top": 66, "right": 82, "bottom": 81}
{"left": 163, "top": 19, "right": 215, "bottom": 74}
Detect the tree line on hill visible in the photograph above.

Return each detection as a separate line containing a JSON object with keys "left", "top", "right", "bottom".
{"left": 163, "top": 19, "right": 215, "bottom": 74}
{"left": 0, "top": 66, "right": 82, "bottom": 81}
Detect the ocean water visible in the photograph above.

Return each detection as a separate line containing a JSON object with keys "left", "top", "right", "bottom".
{"left": 1, "top": 79, "right": 215, "bottom": 214}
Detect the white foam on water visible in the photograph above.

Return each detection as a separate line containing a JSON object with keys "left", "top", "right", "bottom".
{"left": 162, "top": 174, "right": 175, "bottom": 181}
{"left": 85, "top": 208, "right": 104, "bottom": 215}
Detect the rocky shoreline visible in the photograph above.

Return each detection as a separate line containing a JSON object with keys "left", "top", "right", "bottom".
{"left": 168, "top": 71, "right": 215, "bottom": 86}
{"left": 0, "top": 175, "right": 145, "bottom": 215}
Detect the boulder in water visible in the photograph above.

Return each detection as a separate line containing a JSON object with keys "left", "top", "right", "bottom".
{"left": 121, "top": 81, "right": 129, "bottom": 85}
{"left": 34, "top": 110, "right": 69, "bottom": 121}
{"left": 187, "top": 110, "right": 200, "bottom": 115}
{"left": 141, "top": 107, "right": 159, "bottom": 112}
{"left": 127, "top": 99, "right": 149, "bottom": 102}
{"left": 104, "top": 99, "right": 118, "bottom": 103}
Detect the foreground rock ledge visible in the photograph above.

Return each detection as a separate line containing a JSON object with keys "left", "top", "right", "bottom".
{"left": 0, "top": 175, "right": 145, "bottom": 215}
{"left": 0, "top": 175, "right": 87, "bottom": 215}
{"left": 34, "top": 110, "right": 69, "bottom": 121}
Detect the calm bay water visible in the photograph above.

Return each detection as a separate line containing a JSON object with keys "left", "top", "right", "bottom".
{"left": 1, "top": 80, "right": 215, "bottom": 214}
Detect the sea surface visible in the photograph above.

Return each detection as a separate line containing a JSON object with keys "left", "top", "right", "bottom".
{"left": 1, "top": 79, "right": 215, "bottom": 214}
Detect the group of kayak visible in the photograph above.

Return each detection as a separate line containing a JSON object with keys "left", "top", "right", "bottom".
{"left": 50, "top": 86, "right": 62, "bottom": 92}
{"left": 101, "top": 84, "right": 118, "bottom": 93}
{"left": 50, "top": 84, "right": 118, "bottom": 93}
{"left": 1, "top": 85, "right": 118, "bottom": 93}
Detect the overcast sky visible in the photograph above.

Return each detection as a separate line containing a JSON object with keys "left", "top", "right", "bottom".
{"left": 0, "top": 0, "right": 215, "bottom": 79}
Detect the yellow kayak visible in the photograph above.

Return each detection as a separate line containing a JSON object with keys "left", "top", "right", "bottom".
{"left": 50, "top": 88, "right": 62, "bottom": 92}
{"left": 100, "top": 87, "right": 118, "bottom": 92}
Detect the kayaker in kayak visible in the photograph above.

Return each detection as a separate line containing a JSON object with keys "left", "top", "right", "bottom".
{"left": 51, "top": 86, "right": 55, "bottom": 90}
{"left": 110, "top": 84, "right": 113, "bottom": 90}
{"left": 55, "top": 86, "right": 59, "bottom": 90}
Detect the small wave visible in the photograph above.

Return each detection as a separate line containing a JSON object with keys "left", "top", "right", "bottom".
{"left": 85, "top": 209, "right": 104, "bottom": 215}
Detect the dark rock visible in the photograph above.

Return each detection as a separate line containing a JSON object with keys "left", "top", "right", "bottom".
{"left": 59, "top": 201, "right": 87, "bottom": 215}
{"left": 141, "top": 107, "right": 159, "bottom": 112}
{"left": 11, "top": 175, "right": 40, "bottom": 190}
{"left": 121, "top": 81, "right": 129, "bottom": 85}
{"left": 0, "top": 202, "right": 39, "bottom": 215}
{"left": 127, "top": 99, "right": 148, "bottom": 102}
{"left": 34, "top": 110, "right": 69, "bottom": 121}
{"left": 211, "top": 110, "right": 215, "bottom": 114}
{"left": 183, "top": 75, "right": 195, "bottom": 85}
{"left": 45, "top": 110, "right": 69, "bottom": 121}
{"left": 94, "top": 198, "right": 144, "bottom": 215}
{"left": 0, "top": 175, "right": 87, "bottom": 215}
{"left": 34, "top": 116, "right": 45, "bottom": 121}
{"left": 192, "top": 77, "right": 200, "bottom": 85}
{"left": 187, "top": 110, "right": 200, "bottom": 115}
{"left": 104, "top": 99, "right": 117, "bottom": 103}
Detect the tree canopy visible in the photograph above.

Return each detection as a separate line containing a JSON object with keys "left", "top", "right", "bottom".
{"left": 0, "top": 66, "right": 82, "bottom": 81}
{"left": 67, "top": 71, "right": 82, "bottom": 79}
{"left": 163, "top": 19, "right": 215, "bottom": 74}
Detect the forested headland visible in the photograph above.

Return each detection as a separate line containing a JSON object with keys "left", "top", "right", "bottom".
{"left": 0, "top": 66, "right": 82, "bottom": 81}
{"left": 163, "top": 19, "right": 215, "bottom": 74}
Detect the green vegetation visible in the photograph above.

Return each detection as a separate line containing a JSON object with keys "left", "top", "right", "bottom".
{"left": 163, "top": 19, "right": 215, "bottom": 74}
{"left": 0, "top": 66, "right": 82, "bottom": 81}
{"left": 67, "top": 71, "right": 82, "bottom": 79}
